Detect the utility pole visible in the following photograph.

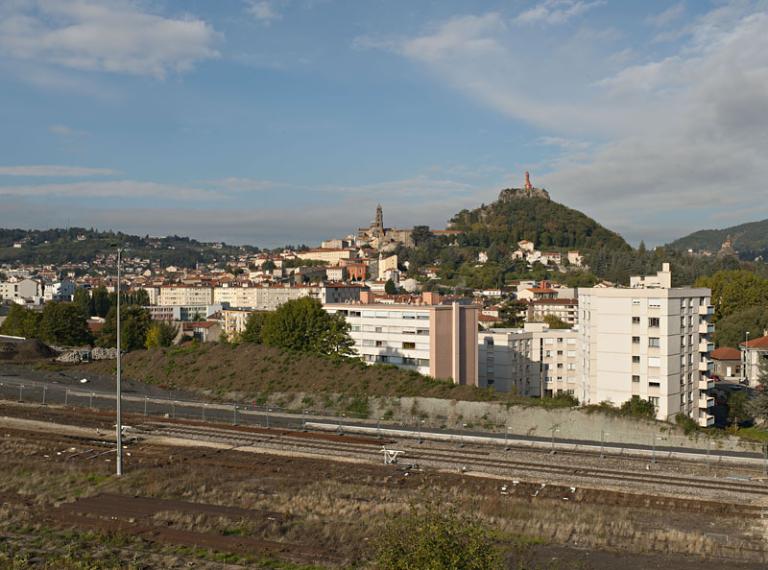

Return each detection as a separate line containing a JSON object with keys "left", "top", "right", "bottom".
{"left": 115, "top": 246, "right": 123, "bottom": 477}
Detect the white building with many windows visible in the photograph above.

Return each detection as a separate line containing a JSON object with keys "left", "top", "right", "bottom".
{"left": 579, "top": 264, "right": 714, "bottom": 425}
{"left": 324, "top": 300, "right": 479, "bottom": 385}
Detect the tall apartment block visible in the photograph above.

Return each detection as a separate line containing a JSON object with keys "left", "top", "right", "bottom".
{"left": 578, "top": 263, "right": 714, "bottom": 425}
{"left": 324, "top": 301, "right": 479, "bottom": 386}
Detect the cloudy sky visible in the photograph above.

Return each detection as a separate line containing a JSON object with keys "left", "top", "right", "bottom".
{"left": 1, "top": 0, "right": 767, "bottom": 247}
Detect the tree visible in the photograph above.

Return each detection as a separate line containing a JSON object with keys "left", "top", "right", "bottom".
{"left": 712, "top": 305, "right": 768, "bottom": 348}
{"left": 0, "top": 304, "right": 41, "bottom": 338}
{"left": 375, "top": 503, "right": 502, "bottom": 570}
{"left": 72, "top": 288, "right": 92, "bottom": 317}
{"left": 411, "top": 225, "right": 434, "bottom": 247}
{"left": 38, "top": 302, "right": 92, "bottom": 346}
{"left": 727, "top": 390, "right": 750, "bottom": 428}
{"left": 620, "top": 396, "right": 657, "bottom": 419}
{"left": 695, "top": 270, "right": 768, "bottom": 322}
{"left": 145, "top": 321, "right": 179, "bottom": 349}
{"left": 384, "top": 279, "right": 397, "bottom": 295}
{"left": 240, "top": 311, "right": 269, "bottom": 343}
{"left": 91, "top": 286, "right": 111, "bottom": 318}
{"left": 98, "top": 306, "right": 152, "bottom": 351}
{"left": 261, "top": 297, "right": 355, "bottom": 357}
{"left": 543, "top": 314, "right": 570, "bottom": 329}
{"left": 497, "top": 299, "right": 527, "bottom": 327}
{"left": 261, "top": 259, "right": 276, "bottom": 272}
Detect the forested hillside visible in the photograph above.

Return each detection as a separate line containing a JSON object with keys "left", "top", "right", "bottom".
{"left": 668, "top": 218, "right": 768, "bottom": 259}
{"left": 0, "top": 228, "right": 257, "bottom": 266}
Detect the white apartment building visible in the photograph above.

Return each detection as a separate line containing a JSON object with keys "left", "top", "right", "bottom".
{"left": 213, "top": 284, "right": 364, "bottom": 311}
{"left": 579, "top": 264, "right": 714, "bottom": 425}
{"left": 159, "top": 286, "right": 215, "bottom": 306}
{"left": 324, "top": 301, "right": 479, "bottom": 385}
{"left": 0, "top": 278, "right": 43, "bottom": 303}
{"left": 43, "top": 280, "right": 76, "bottom": 302}
{"left": 478, "top": 323, "right": 579, "bottom": 397}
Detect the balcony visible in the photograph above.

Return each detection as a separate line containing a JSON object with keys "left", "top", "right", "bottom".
{"left": 698, "top": 340, "right": 715, "bottom": 353}
{"left": 698, "top": 394, "right": 715, "bottom": 409}
{"left": 698, "top": 359, "right": 712, "bottom": 373}
{"left": 698, "top": 378, "right": 714, "bottom": 391}
{"left": 698, "top": 305, "right": 714, "bottom": 316}
{"left": 698, "top": 414, "right": 715, "bottom": 427}
{"left": 698, "top": 322, "right": 715, "bottom": 335}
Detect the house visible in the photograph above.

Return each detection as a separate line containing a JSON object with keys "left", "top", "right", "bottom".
{"left": 740, "top": 333, "right": 768, "bottom": 387}
{"left": 710, "top": 347, "right": 741, "bottom": 381}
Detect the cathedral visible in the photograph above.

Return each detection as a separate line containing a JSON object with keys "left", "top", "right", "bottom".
{"left": 357, "top": 205, "right": 413, "bottom": 251}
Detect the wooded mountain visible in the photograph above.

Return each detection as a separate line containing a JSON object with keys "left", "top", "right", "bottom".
{"left": 0, "top": 228, "right": 257, "bottom": 267}
{"left": 448, "top": 187, "right": 631, "bottom": 253}
{"left": 668, "top": 218, "right": 768, "bottom": 259}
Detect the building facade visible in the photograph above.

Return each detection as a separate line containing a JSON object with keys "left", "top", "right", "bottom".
{"left": 324, "top": 302, "right": 479, "bottom": 385}
{"left": 579, "top": 264, "right": 714, "bottom": 425}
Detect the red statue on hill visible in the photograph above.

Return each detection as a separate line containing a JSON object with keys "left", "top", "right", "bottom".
{"left": 524, "top": 171, "right": 533, "bottom": 190}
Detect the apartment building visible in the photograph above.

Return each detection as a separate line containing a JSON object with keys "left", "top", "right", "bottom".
{"left": 146, "top": 304, "right": 223, "bottom": 322}
{"left": 0, "top": 278, "right": 43, "bottom": 303}
{"left": 159, "top": 286, "right": 215, "bottom": 306}
{"left": 579, "top": 264, "right": 714, "bottom": 425}
{"left": 296, "top": 248, "right": 354, "bottom": 264}
{"left": 221, "top": 308, "right": 255, "bottom": 340}
{"left": 527, "top": 298, "right": 578, "bottom": 326}
{"left": 324, "top": 301, "right": 479, "bottom": 385}
{"left": 214, "top": 284, "right": 364, "bottom": 311}
{"left": 478, "top": 323, "right": 579, "bottom": 397}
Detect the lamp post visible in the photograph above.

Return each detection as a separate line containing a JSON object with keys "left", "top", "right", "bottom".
{"left": 115, "top": 246, "right": 123, "bottom": 477}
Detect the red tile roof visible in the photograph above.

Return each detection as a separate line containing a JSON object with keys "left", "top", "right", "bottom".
{"left": 741, "top": 335, "right": 768, "bottom": 350}
{"left": 711, "top": 347, "right": 741, "bottom": 360}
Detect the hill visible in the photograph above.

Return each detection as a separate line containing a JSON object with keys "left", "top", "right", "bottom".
{"left": 0, "top": 227, "right": 258, "bottom": 267}
{"left": 668, "top": 218, "right": 768, "bottom": 259}
{"left": 77, "top": 342, "right": 573, "bottom": 414}
{"left": 449, "top": 186, "right": 631, "bottom": 252}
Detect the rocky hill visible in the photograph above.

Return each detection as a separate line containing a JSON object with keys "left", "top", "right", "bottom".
{"left": 668, "top": 218, "right": 768, "bottom": 260}
{"left": 449, "top": 186, "right": 630, "bottom": 253}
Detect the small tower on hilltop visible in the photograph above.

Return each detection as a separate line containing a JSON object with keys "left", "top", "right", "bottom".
{"left": 375, "top": 204, "right": 384, "bottom": 234}
{"left": 524, "top": 171, "right": 533, "bottom": 191}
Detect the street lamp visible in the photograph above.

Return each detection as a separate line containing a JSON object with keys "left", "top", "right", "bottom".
{"left": 115, "top": 246, "right": 123, "bottom": 477}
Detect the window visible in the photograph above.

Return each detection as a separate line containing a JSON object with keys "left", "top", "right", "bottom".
{"left": 557, "top": 363, "right": 563, "bottom": 369}
{"left": 567, "top": 350, "right": 576, "bottom": 357}
{"left": 632, "top": 316, "right": 640, "bottom": 325}
{"left": 375, "top": 340, "right": 384, "bottom": 347}
{"left": 648, "top": 317, "right": 660, "bottom": 328}
{"left": 375, "top": 327, "right": 383, "bottom": 333}
{"left": 402, "top": 341, "right": 416, "bottom": 350}
{"left": 649, "top": 396, "right": 660, "bottom": 409}
{"left": 632, "top": 298, "right": 641, "bottom": 306}
{"left": 680, "top": 316, "right": 686, "bottom": 328}
{"left": 648, "top": 357, "right": 661, "bottom": 367}
{"left": 649, "top": 337, "right": 660, "bottom": 348}
{"left": 632, "top": 355, "right": 640, "bottom": 364}
{"left": 632, "top": 336, "right": 641, "bottom": 344}
{"left": 649, "top": 381, "right": 660, "bottom": 388}
{"left": 649, "top": 298, "right": 661, "bottom": 308}
{"left": 557, "top": 350, "right": 563, "bottom": 356}
{"left": 632, "top": 375, "right": 640, "bottom": 382}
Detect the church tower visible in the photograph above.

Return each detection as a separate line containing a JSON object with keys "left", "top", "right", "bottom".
{"left": 375, "top": 204, "right": 384, "bottom": 233}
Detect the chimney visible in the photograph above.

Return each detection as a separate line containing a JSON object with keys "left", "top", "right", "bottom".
{"left": 422, "top": 291, "right": 441, "bottom": 305}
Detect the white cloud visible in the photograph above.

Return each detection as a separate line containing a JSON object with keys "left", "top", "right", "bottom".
{"left": 49, "top": 124, "right": 88, "bottom": 138}
{"left": 514, "top": 0, "right": 605, "bottom": 26}
{"left": 0, "top": 0, "right": 219, "bottom": 78}
{"left": 647, "top": 2, "right": 686, "bottom": 28}
{"left": 245, "top": 0, "right": 283, "bottom": 24}
{"left": 0, "top": 165, "right": 114, "bottom": 177}
{"left": 363, "top": 2, "right": 768, "bottom": 243}
{"left": 0, "top": 180, "right": 217, "bottom": 200}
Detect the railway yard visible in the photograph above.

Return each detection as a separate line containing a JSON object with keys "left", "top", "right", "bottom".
{"left": 2, "top": 400, "right": 768, "bottom": 569}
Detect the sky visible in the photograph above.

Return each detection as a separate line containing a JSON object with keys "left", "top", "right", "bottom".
{"left": 1, "top": 0, "right": 767, "bottom": 248}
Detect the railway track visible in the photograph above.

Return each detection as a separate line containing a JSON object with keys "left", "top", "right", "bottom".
{"left": 136, "top": 421, "right": 768, "bottom": 504}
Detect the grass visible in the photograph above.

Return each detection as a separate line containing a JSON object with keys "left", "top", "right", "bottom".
{"left": 732, "top": 426, "right": 768, "bottom": 443}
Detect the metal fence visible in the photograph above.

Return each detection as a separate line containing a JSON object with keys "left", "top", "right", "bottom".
{"left": 0, "top": 378, "right": 765, "bottom": 464}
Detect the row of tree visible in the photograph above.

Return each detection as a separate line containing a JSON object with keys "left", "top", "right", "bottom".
{"left": 237, "top": 297, "right": 355, "bottom": 358}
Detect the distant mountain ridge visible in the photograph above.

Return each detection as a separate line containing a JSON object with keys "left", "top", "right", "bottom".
{"left": 668, "top": 218, "right": 768, "bottom": 259}
{"left": 448, "top": 186, "right": 630, "bottom": 253}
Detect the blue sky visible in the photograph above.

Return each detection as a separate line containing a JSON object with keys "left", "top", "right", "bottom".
{"left": 1, "top": 0, "right": 767, "bottom": 247}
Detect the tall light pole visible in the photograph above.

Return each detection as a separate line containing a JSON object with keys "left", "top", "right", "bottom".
{"left": 115, "top": 246, "right": 123, "bottom": 477}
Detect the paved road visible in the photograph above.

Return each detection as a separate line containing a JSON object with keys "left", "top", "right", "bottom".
{"left": 0, "top": 367, "right": 765, "bottom": 463}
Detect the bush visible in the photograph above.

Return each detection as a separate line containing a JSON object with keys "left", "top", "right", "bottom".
{"left": 375, "top": 503, "right": 502, "bottom": 570}
{"left": 675, "top": 413, "right": 698, "bottom": 435}
{"left": 620, "top": 396, "right": 657, "bottom": 420}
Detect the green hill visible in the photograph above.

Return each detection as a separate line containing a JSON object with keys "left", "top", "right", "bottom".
{"left": 668, "top": 218, "right": 768, "bottom": 259}
{"left": 0, "top": 227, "right": 258, "bottom": 267}
{"left": 449, "top": 186, "right": 631, "bottom": 252}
